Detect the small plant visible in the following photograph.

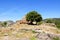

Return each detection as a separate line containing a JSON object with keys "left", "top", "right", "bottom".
{"left": 53, "top": 37, "right": 60, "bottom": 40}
{"left": 37, "top": 21, "right": 43, "bottom": 25}
{"left": 32, "top": 30, "right": 36, "bottom": 33}
{"left": 30, "top": 36, "right": 37, "bottom": 40}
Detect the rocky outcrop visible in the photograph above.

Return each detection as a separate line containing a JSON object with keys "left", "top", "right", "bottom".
{"left": 16, "top": 16, "right": 28, "bottom": 24}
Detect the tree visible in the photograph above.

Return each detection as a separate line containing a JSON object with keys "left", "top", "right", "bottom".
{"left": 2, "top": 22, "right": 7, "bottom": 27}
{"left": 26, "top": 11, "right": 42, "bottom": 25}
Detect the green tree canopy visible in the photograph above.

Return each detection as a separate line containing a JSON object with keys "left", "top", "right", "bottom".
{"left": 26, "top": 11, "right": 42, "bottom": 24}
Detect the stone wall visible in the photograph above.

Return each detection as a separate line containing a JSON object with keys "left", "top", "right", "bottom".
{"left": 16, "top": 16, "right": 28, "bottom": 24}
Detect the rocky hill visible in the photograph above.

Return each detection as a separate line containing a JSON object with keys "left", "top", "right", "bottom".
{"left": 0, "top": 18, "right": 60, "bottom": 40}
{"left": 0, "top": 23, "right": 60, "bottom": 40}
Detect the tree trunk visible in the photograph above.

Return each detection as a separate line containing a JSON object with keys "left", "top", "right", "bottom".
{"left": 30, "top": 21, "right": 33, "bottom": 25}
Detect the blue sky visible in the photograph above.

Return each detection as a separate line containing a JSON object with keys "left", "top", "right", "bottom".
{"left": 0, "top": 0, "right": 60, "bottom": 21}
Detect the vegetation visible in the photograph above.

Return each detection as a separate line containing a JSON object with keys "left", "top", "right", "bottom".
{"left": 37, "top": 21, "right": 43, "bottom": 25}
{"left": 54, "top": 18, "right": 60, "bottom": 29}
{"left": 0, "top": 22, "right": 7, "bottom": 27}
{"left": 45, "top": 19, "right": 54, "bottom": 23}
{"left": 26, "top": 11, "right": 42, "bottom": 25}
{"left": 53, "top": 37, "right": 60, "bottom": 40}
{"left": 32, "top": 30, "right": 36, "bottom": 33}
{"left": 44, "top": 18, "right": 60, "bottom": 29}
{"left": 30, "top": 36, "right": 37, "bottom": 40}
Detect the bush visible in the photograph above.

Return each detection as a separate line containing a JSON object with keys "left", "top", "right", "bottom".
{"left": 45, "top": 19, "right": 53, "bottom": 23}
{"left": 32, "top": 30, "right": 36, "bottom": 33}
{"left": 30, "top": 36, "right": 37, "bottom": 40}
{"left": 56, "top": 25, "right": 60, "bottom": 29}
{"left": 37, "top": 21, "right": 43, "bottom": 25}
{"left": 45, "top": 18, "right": 60, "bottom": 29}
{"left": 53, "top": 37, "right": 60, "bottom": 40}
{"left": 55, "top": 20, "right": 60, "bottom": 29}
{"left": 1, "top": 22, "right": 7, "bottom": 27}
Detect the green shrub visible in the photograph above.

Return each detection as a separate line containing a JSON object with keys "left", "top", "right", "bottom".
{"left": 53, "top": 37, "right": 60, "bottom": 40}
{"left": 56, "top": 25, "right": 60, "bottom": 29}
{"left": 1, "top": 22, "right": 7, "bottom": 27}
{"left": 44, "top": 18, "right": 60, "bottom": 29}
{"left": 45, "top": 19, "right": 53, "bottom": 23}
{"left": 37, "top": 21, "right": 43, "bottom": 25}
{"left": 32, "top": 30, "right": 36, "bottom": 33}
{"left": 30, "top": 36, "right": 37, "bottom": 40}
{"left": 55, "top": 21, "right": 60, "bottom": 29}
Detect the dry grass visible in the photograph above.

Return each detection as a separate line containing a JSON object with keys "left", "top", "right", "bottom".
{"left": 0, "top": 23, "right": 60, "bottom": 40}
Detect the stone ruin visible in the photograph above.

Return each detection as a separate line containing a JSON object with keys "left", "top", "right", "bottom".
{"left": 16, "top": 16, "right": 37, "bottom": 24}
{"left": 16, "top": 16, "right": 28, "bottom": 24}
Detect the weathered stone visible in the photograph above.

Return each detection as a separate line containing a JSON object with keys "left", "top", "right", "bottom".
{"left": 16, "top": 16, "right": 28, "bottom": 24}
